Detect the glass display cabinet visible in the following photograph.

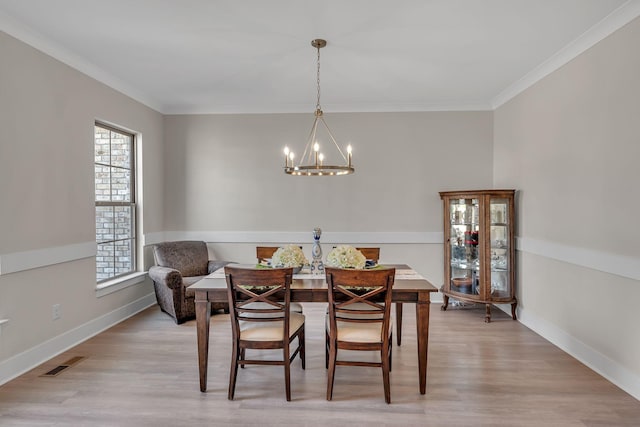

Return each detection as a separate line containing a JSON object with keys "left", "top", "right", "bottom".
{"left": 439, "top": 189, "right": 517, "bottom": 322}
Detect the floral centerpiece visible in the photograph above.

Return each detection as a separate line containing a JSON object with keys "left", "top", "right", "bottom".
{"left": 325, "top": 245, "right": 366, "bottom": 269}
{"left": 270, "top": 245, "right": 308, "bottom": 270}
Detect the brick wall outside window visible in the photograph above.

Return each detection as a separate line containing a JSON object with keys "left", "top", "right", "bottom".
{"left": 95, "top": 124, "right": 136, "bottom": 282}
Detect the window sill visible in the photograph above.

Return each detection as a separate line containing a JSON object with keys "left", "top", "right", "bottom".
{"left": 96, "top": 272, "right": 147, "bottom": 298}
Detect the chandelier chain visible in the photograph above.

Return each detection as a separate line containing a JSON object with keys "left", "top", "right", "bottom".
{"left": 316, "top": 44, "right": 321, "bottom": 110}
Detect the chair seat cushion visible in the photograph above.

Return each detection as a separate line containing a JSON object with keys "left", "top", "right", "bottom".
{"left": 240, "top": 313, "right": 305, "bottom": 341}
{"left": 326, "top": 315, "right": 393, "bottom": 343}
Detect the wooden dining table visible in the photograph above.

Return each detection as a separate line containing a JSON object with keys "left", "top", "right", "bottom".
{"left": 190, "top": 264, "right": 438, "bottom": 394}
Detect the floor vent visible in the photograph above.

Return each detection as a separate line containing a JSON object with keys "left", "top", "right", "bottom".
{"left": 40, "top": 356, "right": 86, "bottom": 377}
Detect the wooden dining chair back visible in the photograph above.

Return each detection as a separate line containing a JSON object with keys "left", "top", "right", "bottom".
{"left": 256, "top": 246, "right": 304, "bottom": 264}
{"left": 354, "top": 247, "right": 403, "bottom": 347}
{"left": 330, "top": 246, "right": 380, "bottom": 263}
{"left": 325, "top": 266, "right": 396, "bottom": 404}
{"left": 256, "top": 246, "right": 279, "bottom": 263}
{"left": 356, "top": 247, "right": 380, "bottom": 262}
{"left": 224, "top": 265, "right": 305, "bottom": 401}
{"left": 255, "top": 246, "right": 303, "bottom": 313}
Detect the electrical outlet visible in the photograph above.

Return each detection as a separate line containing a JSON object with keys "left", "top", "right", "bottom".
{"left": 52, "top": 304, "right": 61, "bottom": 321}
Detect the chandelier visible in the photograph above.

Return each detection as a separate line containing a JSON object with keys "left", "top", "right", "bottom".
{"left": 283, "top": 39, "right": 354, "bottom": 176}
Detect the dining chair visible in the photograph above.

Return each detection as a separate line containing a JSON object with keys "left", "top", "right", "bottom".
{"left": 325, "top": 266, "right": 395, "bottom": 404}
{"left": 356, "top": 247, "right": 380, "bottom": 263}
{"left": 255, "top": 246, "right": 303, "bottom": 314}
{"left": 356, "top": 247, "right": 403, "bottom": 347}
{"left": 256, "top": 246, "right": 278, "bottom": 264}
{"left": 225, "top": 265, "right": 305, "bottom": 401}
{"left": 324, "top": 251, "right": 389, "bottom": 366}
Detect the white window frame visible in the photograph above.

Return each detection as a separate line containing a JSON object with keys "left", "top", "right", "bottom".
{"left": 94, "top": 122, "right": 138, "bottom": 284}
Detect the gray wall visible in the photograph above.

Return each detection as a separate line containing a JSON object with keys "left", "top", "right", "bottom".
{"left": 0, "top": 31, "right": 164, "bottom": 380}
{"left": 162, "top": 111, "right": 494, "bottom": 280}
{"left": 494, "top": 17, "right": 640, "bottom": 392}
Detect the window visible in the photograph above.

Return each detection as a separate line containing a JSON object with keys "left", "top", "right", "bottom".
{"left": 94, "top": 123, "right": 136, "bottom": 282}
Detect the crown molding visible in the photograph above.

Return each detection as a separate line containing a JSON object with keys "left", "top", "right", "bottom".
{"left": 492, "top": 0, "right": 640, "bottom": 109}
{"left": 2, "top": 2, "right": 640, "bottom": 114}
{"left": 0, "top": 11, "right": 164, "bottom": 113}
{"left": 162, "top": 102, "right": 494, "bottom": 115}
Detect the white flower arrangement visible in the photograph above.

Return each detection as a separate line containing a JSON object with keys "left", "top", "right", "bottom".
{"left": 325, "top": 245, "right": 366, "bottom": 269}
{"left": 270, "top": 245, "right": 308, "bottom": 268}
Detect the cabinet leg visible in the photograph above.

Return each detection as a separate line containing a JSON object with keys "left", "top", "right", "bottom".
{"left": 484, "top": 304, "right": 491, "bottom": 323}
{"left": 511, "top": 298, "right": 518, "bottom": 320}
{"left": 441, "top": 295, "right": 449, "bottom": 311}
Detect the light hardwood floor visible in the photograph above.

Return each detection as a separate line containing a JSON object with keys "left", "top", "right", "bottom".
{"left": 1, "top": 303, "right": 638, "bottom": 426}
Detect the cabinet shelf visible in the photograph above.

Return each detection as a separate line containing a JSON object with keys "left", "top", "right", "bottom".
{"left": 451, "top": 266, "right": 479, "bottom": 272}
{"left": 440, "top": 189, "right": 517, "bottom": 323}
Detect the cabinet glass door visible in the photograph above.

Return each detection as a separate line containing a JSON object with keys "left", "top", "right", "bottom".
{"left": 449, "top": 197, "right": 480, "bottom": 295}
{"left": 490, "top": 198, "right": 510, "bottom": 298}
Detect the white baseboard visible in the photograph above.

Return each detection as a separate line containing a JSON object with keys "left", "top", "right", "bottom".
{"left": 517, "top": 306, "right": 640, "bottom": 401}
{"left": 0, "top": 293, "right": 156, "bottom": 386}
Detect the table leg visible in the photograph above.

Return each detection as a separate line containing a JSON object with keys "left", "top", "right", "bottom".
{"left": 195, "top": 294, "right": 211, "bottom": 392}
{"left": 416, "top": 293, "right": 430, "bottom": 394}
{"left": 395, "top": 302, "right": 403, "bottom": 346}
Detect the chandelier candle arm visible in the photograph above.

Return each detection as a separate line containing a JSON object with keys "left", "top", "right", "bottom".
{"left": 282, "top": 38, "right": 354, "bottom": 176}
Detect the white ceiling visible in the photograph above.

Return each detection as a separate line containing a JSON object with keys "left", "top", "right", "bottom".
{"left": 1, "top": 0, "right": 639, "bottom": 114}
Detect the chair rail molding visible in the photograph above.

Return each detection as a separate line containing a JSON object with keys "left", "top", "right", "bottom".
{"left": 516, "top": 237, "right": 640, "bottom": 281}
{"left": 0, "top": 242, "right": 96, "bottom": 276}
{"left": 4, "top": 235, "right": 636, "bottom": 282}
{"left": 0, "top": 318, "right": 9, "bottom": 336}
{"left": 144, "top": 231, "right": 443, "bottom": 246}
